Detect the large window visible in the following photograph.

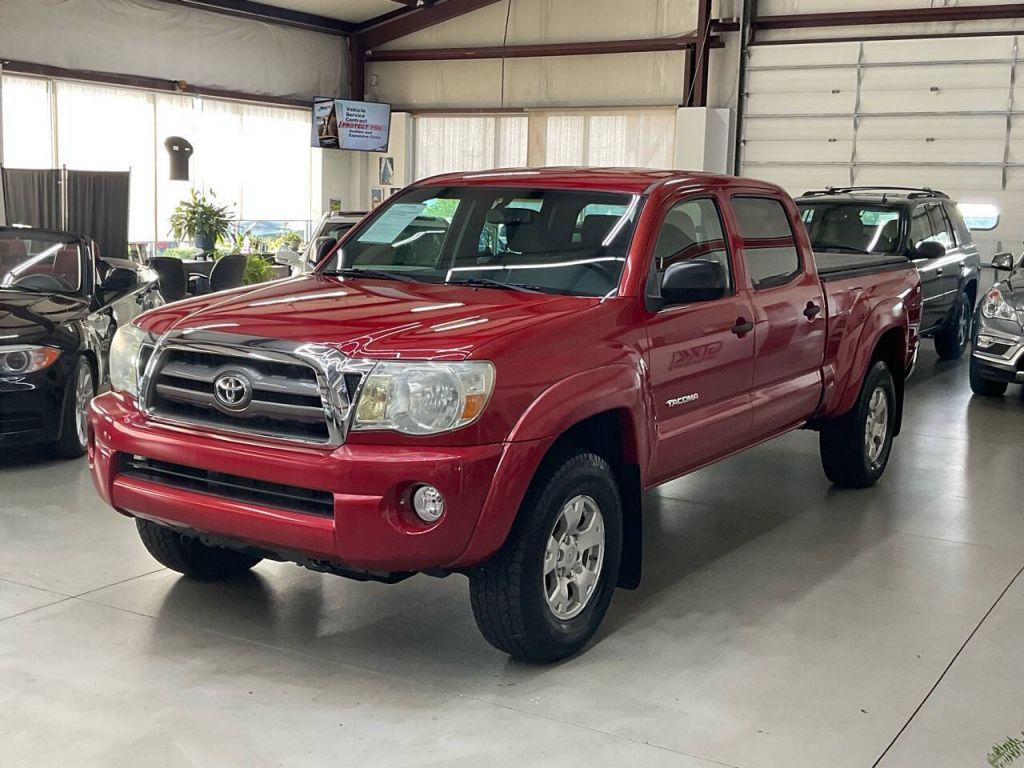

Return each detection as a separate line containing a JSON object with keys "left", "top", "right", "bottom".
{"left": 413, "top": 108, "right": 677, "bottom": 180}
{"left": 414, "top": 115, "right": 528, "bottom": 180}
{"left": 1, "top": 74, "right": 312, "bottom": 251}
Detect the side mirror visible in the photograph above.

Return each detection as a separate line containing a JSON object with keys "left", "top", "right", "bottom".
{"left": 661, "top": 260, "right": 727, "bottom": 306}
{"left": 991, "top": 252, "right": 1016, "bottom": 271}
{"left": 100, "top": 266, "right": 138, "bottom": 298}
{"left": 274, "top": 248, "right": 302, "bottom": 268}
{"left": 914, "top": 240, "right": 946, "bottom": 260}
{"left": 312, "top": 236, "right": 337, "bottom": 267}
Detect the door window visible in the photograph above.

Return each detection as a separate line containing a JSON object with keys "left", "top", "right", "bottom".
{"left": 732, "top": 196, "right": 801, "bottom": 288}
{"left": 926, "top": 204, "right": 956, "bottom": 249}
{"left": 652, "top": 197, "right": 733, "bottom": 291}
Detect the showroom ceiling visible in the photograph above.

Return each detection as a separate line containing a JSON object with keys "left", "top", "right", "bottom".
{"left": 161, "top": 0, "right": 427, "bottom": 28}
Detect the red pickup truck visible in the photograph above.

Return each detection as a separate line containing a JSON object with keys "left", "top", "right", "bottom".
{"left": 88, "top": 169, "right": 922, "bottom": 661}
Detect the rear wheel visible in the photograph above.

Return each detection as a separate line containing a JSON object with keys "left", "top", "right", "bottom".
{"left": 934, "top": 291, "right": 971, "bottom": 360}
{"left": 969, "top": 361, "right": 1008, "bottom": 397}
{"left": 469, "top": 450, "right": 622, "bottom": 662}
{"left": 819, "top": 360, "right": 896, "bottom": 488}
{"left": 53, "top": 356, "right": 95, "bottom": 459}
{"left": 136, "top": 519, "right": 262, "bottom": 579}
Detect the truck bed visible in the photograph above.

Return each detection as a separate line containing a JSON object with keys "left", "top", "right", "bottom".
{"left": 813, "top": 251, "right": 910, "bottom": 281}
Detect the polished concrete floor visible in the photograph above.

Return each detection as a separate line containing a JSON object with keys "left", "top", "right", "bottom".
{"left": 2, "top": 346, "right": 1023, "bottom": 768}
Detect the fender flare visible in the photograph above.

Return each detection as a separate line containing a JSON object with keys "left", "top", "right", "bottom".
{"left": 829, "top": 301, "right": 910, "bottom": 419}
{"left": 450, "top": 363, "right": 651, "bottom": 568}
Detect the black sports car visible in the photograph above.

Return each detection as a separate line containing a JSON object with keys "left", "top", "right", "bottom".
{"left": 970, "top": 251, "right": 1024, "bottom": 397}
{"left": 0, "top": 227, "right": 161, "bottom": 457}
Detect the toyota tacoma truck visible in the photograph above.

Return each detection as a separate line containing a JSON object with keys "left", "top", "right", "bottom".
{"left": 88, "top": 169, "right": 922, "bottom": 662}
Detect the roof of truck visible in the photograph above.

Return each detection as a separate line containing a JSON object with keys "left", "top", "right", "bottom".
{"left": 415, "top": 167, "right": 783, "bottom": 196}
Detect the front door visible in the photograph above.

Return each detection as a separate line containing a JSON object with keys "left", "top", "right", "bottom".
{"left": 910, "top": 203, "right": 958, "bottom": 331}
{"left": 645, "top": 195, "right": 756, "bottom": 484}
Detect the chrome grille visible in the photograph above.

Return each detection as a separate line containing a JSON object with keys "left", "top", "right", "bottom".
{"left": 139, "top": 330, "right": 373, "bottom": 446}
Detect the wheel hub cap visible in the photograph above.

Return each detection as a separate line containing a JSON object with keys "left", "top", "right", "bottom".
{"left": 543, "top": 494, "right": 605, "bottom": 621}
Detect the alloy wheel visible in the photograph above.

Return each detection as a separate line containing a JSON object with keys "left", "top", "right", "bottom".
{"left": 863, "top": 386, "right": 889, "bottom": 470}
{"left": 543, "top": 494, "right": 605, "bottom": 621}
{"left": 74, "top": 363, "right": 94, "bottom": 448}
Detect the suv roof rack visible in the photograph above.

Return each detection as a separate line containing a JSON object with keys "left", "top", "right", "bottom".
{"left": 799, "top": 186, "right": 950, "bottom": 200}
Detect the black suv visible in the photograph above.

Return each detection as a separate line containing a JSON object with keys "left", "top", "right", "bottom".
{"left": 796, "top": 187, "right": 981, "bottom": 360}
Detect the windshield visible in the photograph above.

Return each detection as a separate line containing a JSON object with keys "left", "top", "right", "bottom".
{"left": 798, "top": 202, "right": 903, "bottom": 255}
{"left": 0, "top": 233, "right": 83, "bottom": 293}
{"left": 321, "top": 186, "right": 643, "bottom": 297}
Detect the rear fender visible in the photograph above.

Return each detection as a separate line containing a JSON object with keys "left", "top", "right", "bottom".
{"left": 449, "top": 364, "right": 651, "bottom": 568}
{"left": 827, "top": 302, "right": 910, "bottom": 419}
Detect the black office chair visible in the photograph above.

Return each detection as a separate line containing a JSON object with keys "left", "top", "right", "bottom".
{"left": 148, "top": 257, "right": 188, "bottom": 302}
{"left": 189, "top": 253, "right": 247, "bottom": 295}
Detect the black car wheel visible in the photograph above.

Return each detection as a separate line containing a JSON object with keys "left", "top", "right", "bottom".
{"left": 819, "top": 360, "right": 896, "bottom": 488}
{"left": 53, "top": 356, "right": 95, "bottom": 459}
{"left": 969, "top": 360, "right": 1008, "bottom": 397}
{"left": 136, "top": 519, "right": 262, "bottom": 579}
{"left": 469, "top": 450, "right": 622, "bottom": 663}
{"left": 934, "top": 292, "right": 971, "bottom": 360}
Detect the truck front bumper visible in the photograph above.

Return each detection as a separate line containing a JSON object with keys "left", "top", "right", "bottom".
{"left": 88, "top": 392, "right": 550, "bottom": 573}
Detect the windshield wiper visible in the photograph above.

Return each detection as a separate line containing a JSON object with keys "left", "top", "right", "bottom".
{"left": 323, "top": 267, "right": 420, "bottom": 283}
{"left": 446, "top": 277, "right": 542, "bottom": 294}
{"left": 814, "top": 243, "right": 870, "bottom": 254}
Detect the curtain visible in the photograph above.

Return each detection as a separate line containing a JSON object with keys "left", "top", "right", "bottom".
{"left": 539, "top": 109, "right": 677, "bottom": 168}
{"left": 66, "top": 170, "right": 130, "bottom": 262}
{"left": 415, "top": 115, "right": 529, "bottom": 179}
{"left": 1, "top": 168, "right": 62, "bottom": 229}
{"left": 1, "top": 75, "right": 53, "bottom": 169}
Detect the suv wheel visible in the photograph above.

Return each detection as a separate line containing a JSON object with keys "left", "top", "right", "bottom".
{"left": 469, "top": 450, "right": 622, "bottom": 662}
{"left": 934, "top": 291, "right": 971, "bottom": 360}
{"left": 819, "top": 359, "right": 896, "bottom": 488}
{"left": 54, "top": 356, "right": 95, "bottom": 459}
{"left": 136, "top": 519, "right": 262, "bottom": 579}
{"left": 969, "top": 360, "right": 1008, "bottom": 397}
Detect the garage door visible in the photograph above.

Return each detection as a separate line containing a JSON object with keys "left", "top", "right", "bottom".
{"left": 739, "top": 36, "right": 1021, "bottom": 256}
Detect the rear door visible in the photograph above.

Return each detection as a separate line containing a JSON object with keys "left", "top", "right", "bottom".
{"left": 728, "top": 195, "right": 827, "bottom": 440}
{"left": 645, "top": 194, "right": 756, "bottom": 483}
{"left": 910, "top": 203, "right": 959, "bottom": 330}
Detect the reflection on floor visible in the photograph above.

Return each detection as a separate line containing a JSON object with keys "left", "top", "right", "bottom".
{"left": 2, "top": 347, "right": 1023, "bottom": 768}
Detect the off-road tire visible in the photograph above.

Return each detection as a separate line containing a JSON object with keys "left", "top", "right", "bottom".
{"left": 819, "top": 359, "right": 896, "bottom": 488}
{"left": 136, "top": 519, "right": 262, "bottom": 579}
{"left": 469, "top": 450, "right": 622, "bottom": 663}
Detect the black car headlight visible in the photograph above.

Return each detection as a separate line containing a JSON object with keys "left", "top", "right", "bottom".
{"left": 0, "top": 345, "right": 61, "bottom": 374}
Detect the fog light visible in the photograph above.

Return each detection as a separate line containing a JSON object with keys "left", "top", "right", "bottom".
{"left": 412, "top": 484, "right": 445, "bottom": 522}
{"left": 976, "top": 334, "right": 996, "bottom": 349}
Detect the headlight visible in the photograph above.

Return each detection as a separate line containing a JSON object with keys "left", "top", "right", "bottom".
{"left": 981, "top": 287, "right": 1021, "bottom": 324}
{"left": 109, "top": 324, "right": 150, "bottom": 398}
{"left": 353, "top": 361, "right": 495, "bottom": 435}
{"left": 0, "top": 345, "right": 61, "bottom": 374}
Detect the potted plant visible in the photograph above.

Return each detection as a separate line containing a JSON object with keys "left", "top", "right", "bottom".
{"left": 169, "top": 189, "right": 233, "bottom": 252}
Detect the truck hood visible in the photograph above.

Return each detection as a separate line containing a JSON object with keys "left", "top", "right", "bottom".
{"left": 142, "top": 275, "right": 597, "bottom": 359}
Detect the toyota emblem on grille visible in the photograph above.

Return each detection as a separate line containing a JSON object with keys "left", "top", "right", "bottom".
{"left": 213, "top": 372, "right": 252, "bottom": 410}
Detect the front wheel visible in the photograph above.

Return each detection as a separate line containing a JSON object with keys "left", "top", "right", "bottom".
{"left": 53, "top": 356, "right": 95, "bottom": 458}
{"left": 469, "top": 450, "right": 622, "bottom": 663}
{"left": 934, "top": 291, "right": 972, "bottom": 360}
{"left": 969, "top": 361, "right": 1008, "bottom": 397}
{"left": 136, "top": 519, "right": 262, "bottom": 579}
{"left": 819, "top": 360, "right": 896, "bottom": 488}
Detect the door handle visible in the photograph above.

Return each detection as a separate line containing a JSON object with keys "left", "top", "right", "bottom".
{"left": 803, "top": 302, "right": 821, "bottom": 318}
{"left": 935, "top": 267, "right": 943, "bottom": 275}
{"left": 731, "top": 318, "right": 754, "bottom": 336}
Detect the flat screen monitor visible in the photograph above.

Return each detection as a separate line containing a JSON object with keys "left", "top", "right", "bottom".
{"left": 312, "top": 98, "right": 391, "bottom": 152}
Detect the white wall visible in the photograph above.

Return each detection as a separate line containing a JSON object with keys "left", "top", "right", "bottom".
{"left": 366, "top": 0, "right": 738, "bottom": 110}
{"left": 0, "top": 0, "right": 346, "bottom": 100}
